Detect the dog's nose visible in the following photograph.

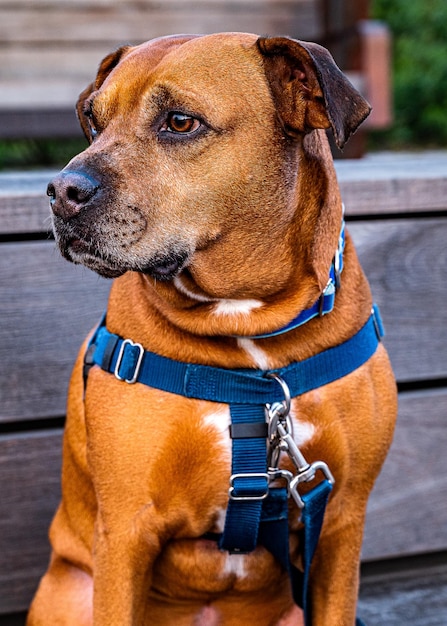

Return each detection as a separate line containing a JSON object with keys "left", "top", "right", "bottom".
{"left": 47, "top": 171, "right": 99, "bottom": 220}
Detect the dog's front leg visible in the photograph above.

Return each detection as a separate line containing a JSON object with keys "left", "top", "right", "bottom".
{"left": 92, "top": 511, "right": 161, "bottom": 626}
{"left": 305, "top": 503, "right": 367, "bottom": 626}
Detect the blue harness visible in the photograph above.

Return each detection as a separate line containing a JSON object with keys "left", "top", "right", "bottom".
{"left": 83, "top": 223, "right": 375, "bottom": 625}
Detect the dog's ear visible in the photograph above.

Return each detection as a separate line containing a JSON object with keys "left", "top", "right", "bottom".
{"left": 257, "top": 36, "right": 371, "bottom": 149}
{"left": 76, "top": 46, "right": 131, "bottom": 142}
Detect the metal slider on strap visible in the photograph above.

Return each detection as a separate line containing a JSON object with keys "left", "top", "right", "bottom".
{"left": 229, "top": 473, "right": 270, "bottom": 501}
{"left": 114, "top": 339, "right": 144, "bottom": 384}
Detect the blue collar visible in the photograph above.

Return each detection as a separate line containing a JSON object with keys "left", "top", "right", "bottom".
{"left": 247, "top": 220, "right": 345, "bottom": 339}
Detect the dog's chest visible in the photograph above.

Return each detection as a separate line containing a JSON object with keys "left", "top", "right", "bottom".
{"left": 86, "top": 371, "right": 318, "bottom": 506}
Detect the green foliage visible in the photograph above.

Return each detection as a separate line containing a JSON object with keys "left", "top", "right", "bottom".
{"left": 372, "top": 0, "right": 447, "bottom": 148}
{"left": 0, "top": 138, "right": 87, "bottom": 171}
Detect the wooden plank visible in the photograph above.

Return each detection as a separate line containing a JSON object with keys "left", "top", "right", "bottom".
{"left": 0, "top": 0, "right": 314, "bottom": 6}
{"left": 0, "top": 49, "right": 111, "bottom": 110}
{"left": 359, "top": 553, "right": 447, "bottom": 625}
{"left": 0, "top": 171, "right": 60, "bottom": 233}
{"left": 0, "top": 241, "right": 110, "bottom": 422}
{"left": 337, "top": 151, "right": 447, "bottom": 215}
{"left": 0, "top": 429, "right": 62, "bottom": 614}
{"left": 0, "top": 1, "right": 319, "bottom": 44}
{"left": 0, "top": 0, "right": 319, "bottom": 110}
{"left": 350, "top": 217, "right": 447, "bottom": 383}
{"left": 0, "top": 0, "right": 315, "bottom": 8}
{"left": 362, "top": 389, "right": 447, "bottom": 560}
{"left": 0, "top": 108, "right": 82, "bottom": 139}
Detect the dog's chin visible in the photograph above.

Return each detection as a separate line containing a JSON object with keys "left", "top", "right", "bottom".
{"left": 57, "top": 238, "right": 126, "bottom": 278}
{"left": 59, "top": 236, "right": 189, "bottom": 282}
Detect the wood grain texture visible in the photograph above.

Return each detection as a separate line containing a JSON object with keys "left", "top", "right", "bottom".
{"left": 0, "top": 0, "right": 317, "bottom": 108}
{"left": 362, "top": 389, "right": 447, "bottom": 560}
{"left": 0, "top": 0, "right": 317, "bottom": 109}
{"left": 0, "top": 430, "right": 62, "bottom": 614}
{"left": 0, "top": 0, "right": 317, "bottom": 43}
{"left": 0, "top": 171, "right": 56, "bottom": 233}
{"left": 0, "top": 242, "right": 110, "bottom": 421}
{"left": 350, "top": 217, "right": 447, "bottom": 382}
{"left": 359, "top": 556, "right": 447, "bottom": 626}
{"left": 337, "top": 152, "right": 447, "bottom": 215}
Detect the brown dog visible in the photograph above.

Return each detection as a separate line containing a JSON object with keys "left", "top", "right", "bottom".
{"left": 27, "top": 33, "right": 397, "bottom": 626}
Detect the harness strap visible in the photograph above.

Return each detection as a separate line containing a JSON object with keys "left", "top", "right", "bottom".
{"left": 219, "top": 404, "right": 268, "bottom": 553}
{"left": 86, "top": 306, "right": 384, "bottom": 405}
{"left": 84, "top": 306, "right": 383, "bottom": 625}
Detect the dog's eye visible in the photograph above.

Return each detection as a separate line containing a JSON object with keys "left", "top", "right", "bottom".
{"left": 85, "top": 113, "right": 98, "bottom": 139}
{"left": 88, "top": 119, "right": 98, "bottom": 139}
{"left": 163, "top": 112, "right": 201, "bottom": 134}
{"left": 83, "top": 103, "right": 99, "bottom": 139}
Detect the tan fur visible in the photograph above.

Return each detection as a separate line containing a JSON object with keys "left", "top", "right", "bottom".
{"left": 28, "top": 33, "right": 396, "bottom": 625}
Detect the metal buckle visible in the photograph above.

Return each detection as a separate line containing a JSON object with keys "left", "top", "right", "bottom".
{"left": 229, "top": 473, "right": 270, "bottom": 501}
{"left": 371, "top": 306, "right": 384, "bottom": 341}
{"left": 268, "top": 468, "right": 294, "bottom": 489}
{"left": 265, "top": 372, "right": 291, "bottom": 418}
{"left": 334, "top": 248, "right": 342, "bottom": 290}
{"left": 265, "top": 372, "right": 335, "bottom": 511}
{"left": 265, "top": 373, "right": 293, "bottom": 469}
{"left": 114, "top": 339, "right": 144, "bottom": 384}
{"left": 319, "top": 279, "right": 336, "bottom": 316}
{"left": 289, "top": 462, "right": 335, "bottom": 509}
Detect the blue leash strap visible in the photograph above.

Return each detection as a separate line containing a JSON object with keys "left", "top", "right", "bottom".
{"left": 259, "top": 480, "right": 365, "bottom": 625}
{"left": 257, "top": 481, "right": 333, "bottom": 622}
{"left": 295, "top": 480, "right": 333, "bottom": 626}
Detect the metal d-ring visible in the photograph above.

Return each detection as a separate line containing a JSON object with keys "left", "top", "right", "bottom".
{"left": 266, "top": 372, "right": 291, "bottom": 416}
{"left": 265, "top": 373, "right": 293, "bottom": 468}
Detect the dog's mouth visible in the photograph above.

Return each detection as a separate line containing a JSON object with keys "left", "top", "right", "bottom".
{"left": 62, "top": 236, "right": 126, "bottom": 278}
{"left": 56, "top": 227, "right": 189, "bottom": 281}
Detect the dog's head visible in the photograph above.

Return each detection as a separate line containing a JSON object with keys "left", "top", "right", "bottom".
{"left": 48, "top": 33, "right": 370, "bottom": 298}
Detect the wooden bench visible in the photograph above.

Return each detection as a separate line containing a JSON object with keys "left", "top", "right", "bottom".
{"left": 1, "top": 151, "right": 447, "bottom": 621}
{"left": 0, "top": 0, "right": 391, "bottom": 156}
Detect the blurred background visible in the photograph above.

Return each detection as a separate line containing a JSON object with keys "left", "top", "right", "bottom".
{"left": 0, "top": 0, "right": 446, "bottom": 169}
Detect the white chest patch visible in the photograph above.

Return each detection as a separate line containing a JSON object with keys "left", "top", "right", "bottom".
{"left": 290, "top": 407, "right": 316, "bottom": 447}
{"left": 202, "top": 406, "right": 232, "bottom": 457}
{"left": 213, "top": 298, "right": 263, "bottom": 316}
{"left": 236, "top": 337, "right": 271, "bottom": 370}
{"left": 222, "top": 553, "right": 248, "bottom": 579}
{"left": 202, "top": 405, "right": 231, "bottom": 432}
